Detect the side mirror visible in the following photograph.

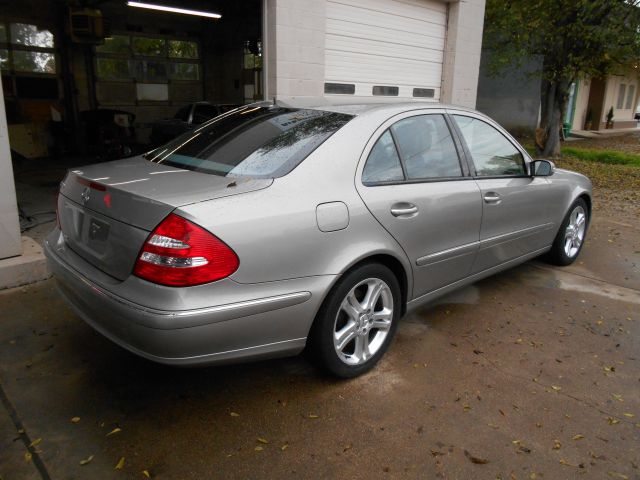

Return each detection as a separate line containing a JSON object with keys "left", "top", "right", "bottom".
{"left": 530, "top": 159, "right": 555, "bottom": 177}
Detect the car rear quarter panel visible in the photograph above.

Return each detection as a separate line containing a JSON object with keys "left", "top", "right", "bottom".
{"left": 178, "top": 113, "right": 413, "bottom": 292}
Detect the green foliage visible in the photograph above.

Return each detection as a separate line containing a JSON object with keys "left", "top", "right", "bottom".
{"left": 606, "top": 106, "right": 614, "bottom": 123}
{"left": 485, "top": 0, "right": 640, "bottom": 82}
{"left": 562, "top": 147, "right": 640, "bottom": 167}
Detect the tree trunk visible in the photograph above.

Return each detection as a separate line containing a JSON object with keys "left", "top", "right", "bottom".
{"left": 536, "top": 60, "right": 570, "bottom": 158}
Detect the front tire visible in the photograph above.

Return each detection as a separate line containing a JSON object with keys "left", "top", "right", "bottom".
{"left": 546, "top": 198, "right": 589, "bottom": 266}
{"left": 309, "top": 263, "right": 402, "bottom": 378}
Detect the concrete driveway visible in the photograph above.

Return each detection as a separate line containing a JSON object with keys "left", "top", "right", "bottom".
{"left": 1, "top": 201, "right": 638, "bottom": 480}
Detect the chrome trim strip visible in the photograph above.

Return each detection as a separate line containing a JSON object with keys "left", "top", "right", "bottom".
{"left": 479, "top": 223, "right": 555, "bottom": 250}
{"left": 416, "top": 241, "right": 479, "bottom": 267}
{"left": 165, "top": 292, "right": 311, "bottom": 318}
{"left": 407, "top": 245, "right": 552, "bottom": 311}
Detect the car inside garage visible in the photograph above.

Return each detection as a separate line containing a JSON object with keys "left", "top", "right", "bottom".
{"left": 0, "top": 0, "right": 263, "bottom": 243}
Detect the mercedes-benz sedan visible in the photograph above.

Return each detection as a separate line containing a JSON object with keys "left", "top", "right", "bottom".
{"left": 45, "top": 102, "right": 592, "bottom": 377}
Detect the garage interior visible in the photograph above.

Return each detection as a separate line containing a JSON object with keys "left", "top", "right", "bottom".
{"left": 1, "top": 0, "right": 263, "bottom": 241}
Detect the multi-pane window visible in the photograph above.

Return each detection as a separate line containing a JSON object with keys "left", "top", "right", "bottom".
{"left": 0, "top": 22, "right": 56, "bottom": 74}
{"left": 95, "top": 34, "right": 200, "bottom": 82}
{"left": 625, "top": 84, "right": 636, "bottom": 110}
{"left": 617, "top": 83, "right": 627, "bottom": 109}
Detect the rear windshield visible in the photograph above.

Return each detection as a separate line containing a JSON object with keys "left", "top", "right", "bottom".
{"left": 144, "top": 105, "right": 353, "bottom": 178}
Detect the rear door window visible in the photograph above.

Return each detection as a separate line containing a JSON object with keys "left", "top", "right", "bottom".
{"left": 390, "top": 115, "right": 462, "bottom": 180}
{"left": 145, "top": 106, "right": 353, "bottom": 178}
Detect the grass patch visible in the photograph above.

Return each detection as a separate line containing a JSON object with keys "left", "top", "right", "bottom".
{"left": 561, "top": 147, "right": 640, "bottom": 167}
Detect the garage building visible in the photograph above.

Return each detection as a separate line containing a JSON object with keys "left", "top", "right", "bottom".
{"left": 0, "top": 0, "right": 485, "bottom": 278}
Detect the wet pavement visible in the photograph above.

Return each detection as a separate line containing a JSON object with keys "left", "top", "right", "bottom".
{"left": 0, "top": 206, "right": 638, "bottom": 479}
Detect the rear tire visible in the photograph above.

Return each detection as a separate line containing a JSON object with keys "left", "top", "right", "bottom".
{"left": 546, "top": 198, "right": 589, "bottom": 266}
{"left": 308, "top": 263, "right": 401, "bottom": 378}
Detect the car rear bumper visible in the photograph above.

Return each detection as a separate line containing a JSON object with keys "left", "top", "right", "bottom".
{"left": 44, "top": 230, "right": 334, "bottom": 366}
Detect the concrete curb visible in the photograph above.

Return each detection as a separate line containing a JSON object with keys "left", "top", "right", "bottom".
{"left": 0, "top": 236, "right": 51, "bottom": 290}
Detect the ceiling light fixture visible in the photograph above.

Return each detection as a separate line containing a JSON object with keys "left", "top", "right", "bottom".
{"left": 127, "top": 1, "right": 221, "bottom": 19}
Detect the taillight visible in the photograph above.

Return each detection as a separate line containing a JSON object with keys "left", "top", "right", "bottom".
{"left": 133, "top": 213, "right": 239, "bottom": 287}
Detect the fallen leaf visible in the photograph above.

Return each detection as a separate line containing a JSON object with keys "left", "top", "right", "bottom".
{"left": 573, "top": 434, "right": 585, "bottom": 441}
{"left": 79, "top": 455, "right": 94, "bottom": 466}
{"left": 24, "top": 452, "right": 32, "bottom": 462}
{"left": 142, "top": 470, "right": 151, "bottom": 478}
{"left": 608, "top": 473, "right": 629, "bottom": 479}
{"left": 71, "top": 417, "right": 80, "bottom": 423}
{"left": 254, "top": 446, "right": 263, "bottom": 451}
{"left": 229, "top": 412, "right": 240, "bottom": 417}
{"left": 115, "top": 457, "right": 125, "bottom": 470}
{"left": 551, "top": 385, "right": 561, "bottom": 392}
{"left": 623, "top": 413, "right": 634, "bottom": 418}
{"left": 106, "top": 427, "right": 122, "bottom": 437}
{"left": 29, "top": 438, "right": 42, "bottom": 448}
{"left": 607, "top": 417, "right": 620, "bottom": 425}
{"left": 257, "top": 438, "right": 269, "bottom": 444}
{"left": 463, "top": 449, "right": 489, "bottom": 464}
{"left": 553, "top": 440, "right": 561, "bottom": 450}
{"left": 612, "top": 394, "right": 623, "bottom": 402}
{"left": 281, "top": 444, "right": 288, "bottom": 451}
{"left": 307, "top": 414, "right": 319, "bottom": 419}
{"left": 559, "top": 458, "right": 576, "bottom": 467}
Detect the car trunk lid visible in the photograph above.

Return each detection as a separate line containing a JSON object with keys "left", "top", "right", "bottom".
{"left": 58, "top": 156, "right": 271, "bottom": 280}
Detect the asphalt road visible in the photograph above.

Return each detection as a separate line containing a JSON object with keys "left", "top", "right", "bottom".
{"left": 1, "top": 203, "right": 638, "bottom": 480}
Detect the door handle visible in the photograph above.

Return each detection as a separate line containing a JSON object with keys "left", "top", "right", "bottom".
{"left": 483, "top": 192, "right": 501, "bottom": 204}
{"left": 390, "top": 203, "right": 418, "bottom": 217}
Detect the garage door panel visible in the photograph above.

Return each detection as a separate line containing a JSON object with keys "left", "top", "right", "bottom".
{"left": 325, "top": 0, "right": 446, "bottom": 100}
{"left": 326, "top": 21, "right": 446, "bottom": 51}
{"left": 327, "top": 2, "right": 447, "bottom": 35}
{"left": 329, "top": 0, "right": 447, "bottom": 27}
{"left": 326, "top": 57, "right": 442, "bottom": 86}
{"left": 326, "top": 35, "right": 444, "bottom": 65}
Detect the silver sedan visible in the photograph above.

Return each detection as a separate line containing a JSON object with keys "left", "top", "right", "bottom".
{"left": 45, "top": 102, "right": 592, "bottom": 377}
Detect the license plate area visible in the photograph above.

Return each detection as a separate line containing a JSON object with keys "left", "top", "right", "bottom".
{"left": 87, "top": 218, "right": 110, "bottom": 253}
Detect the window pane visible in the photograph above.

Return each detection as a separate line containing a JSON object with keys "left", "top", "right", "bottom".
{"left": 391, "top": 115, "right": 462, "bottom": 179}
{"left": 132, "top": 37, "right": 165, "bottom": 56}
{"left": 168, "top": 40, "right": 198, "bottom": 59}
{"left": 617, "top": 84, "right": 626, "bottom": 109}
{"left": 173, "top": 105, "right": 192, "bottom": 121}
{"left": 362, "top": 131, "right": 404, "bottom": 184}
{"left": 0, "top": 24, "right": 7, "bottom": 43}
{"left": 192, "top": 104, "right": 219, "bottom": 123}
{"left": 96, "top": 35, "right": 130, "bottom": 54}
{"left": 145, "top": 107, "right": 352, "bottom": 178}
{"left": 96, "top": 58, "right": 130, "bottom": 79}
{"left": 133, "top": 60, "right": 166, "bottom": 82}
{"left": 625, "top": 84, "right": 635, "bottom": 110}
{"left": 453, "top": 115, "right": 525, "bottom": 176}
{"left": 169, "top": 62, "right": 199, "bottom": 80}
{"left": 10, "top": 23, "right": 54, "bottom": 47}
{"left": 13, "top": 51, "right": 55, "bottom": 73}
{"left": 0, "top": 49, "right": 8, "bottom": 71}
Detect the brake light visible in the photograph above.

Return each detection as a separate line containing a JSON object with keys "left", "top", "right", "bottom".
{"left": 133, "top": 213, "right": 239, "bottom": 287}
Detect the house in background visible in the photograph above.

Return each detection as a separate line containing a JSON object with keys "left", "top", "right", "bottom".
{"left": 568, "top": 72, "right": 639, "bottom": 131}
{"left": 477, "top": 51, "right": 640, "bottom": 134}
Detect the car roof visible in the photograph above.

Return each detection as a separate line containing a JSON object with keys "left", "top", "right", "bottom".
{"left": 280, "top": 101, "right": 477, "bottom": 117}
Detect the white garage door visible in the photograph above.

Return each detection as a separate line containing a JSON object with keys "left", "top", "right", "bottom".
{"left": 325, "top": 0, "right": 447, "bottom": 101}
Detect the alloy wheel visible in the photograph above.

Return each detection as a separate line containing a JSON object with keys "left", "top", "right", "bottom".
{"left": 563, "top": 205, "right": 587, "bottom": 258}
{"left": 333, "top": 278, "right": 393, "bottom": 366}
